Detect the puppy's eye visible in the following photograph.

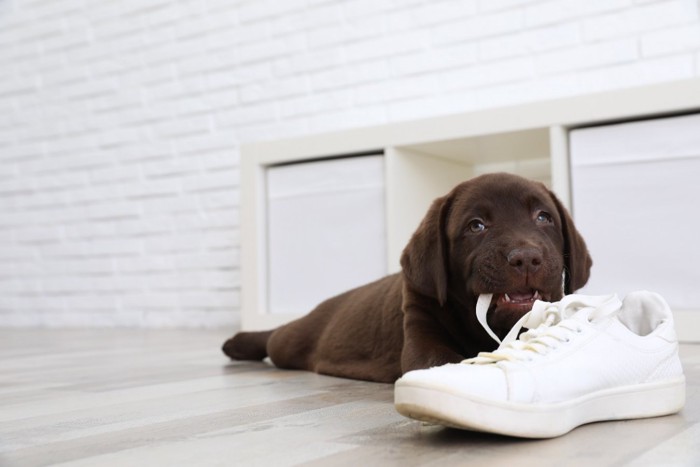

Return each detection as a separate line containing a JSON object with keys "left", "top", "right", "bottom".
{"left": 467, "top": 219, "right": 486, "bottom": 233}
{"left": 536, "top": 211, "right": 553, "bottom": 224}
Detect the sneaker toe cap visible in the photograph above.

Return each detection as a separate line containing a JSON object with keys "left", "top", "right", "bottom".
{"left": 398, "top": 363, "right": 510, "bottom": 401}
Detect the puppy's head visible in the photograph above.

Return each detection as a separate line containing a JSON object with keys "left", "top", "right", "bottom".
{"left": 401, "top": 172, "right": 592, "bottom": 340}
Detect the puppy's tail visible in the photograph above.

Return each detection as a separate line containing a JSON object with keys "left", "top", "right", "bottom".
{"left": 222, "top": 330, "right": 273, "bottom": 361}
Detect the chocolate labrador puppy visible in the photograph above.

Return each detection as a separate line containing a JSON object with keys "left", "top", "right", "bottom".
{"left": 223, "top": 172, "right": 592, "bottom": 383}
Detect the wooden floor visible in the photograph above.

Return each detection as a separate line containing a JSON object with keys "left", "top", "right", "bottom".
{"left": 1, "top": 328, "right": 699, "bottom": 467}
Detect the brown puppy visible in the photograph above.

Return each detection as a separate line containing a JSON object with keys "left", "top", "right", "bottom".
{"left": 223, "top": 173, "right": 592, "bottom": 383}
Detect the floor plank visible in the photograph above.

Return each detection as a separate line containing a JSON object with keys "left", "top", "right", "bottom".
{"left": 0, "top": 329, "right": 698, "bottom": 467}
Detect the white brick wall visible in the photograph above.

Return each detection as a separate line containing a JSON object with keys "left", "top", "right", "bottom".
{"left": 1, "top": 0, "right": 700, "bottom": 328}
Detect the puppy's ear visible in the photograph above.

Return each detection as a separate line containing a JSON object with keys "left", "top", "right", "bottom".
{"left": 400, "top": 194, "right": 452, "bottom": 306}
{"left": 548, "top": 190, "right": 592, "bottom": 293}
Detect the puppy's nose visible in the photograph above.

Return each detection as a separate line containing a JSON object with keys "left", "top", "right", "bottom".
{"left": 507, "top": 247, "right": 543, "bottom": 274}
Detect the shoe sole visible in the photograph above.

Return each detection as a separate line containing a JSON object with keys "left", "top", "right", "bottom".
{"left": 394, "top": 377, "right": 685, "bottom": 438}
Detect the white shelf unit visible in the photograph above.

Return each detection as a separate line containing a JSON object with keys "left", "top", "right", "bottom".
{"left": 241, "top": 78, "right": 700, "bottom": 342}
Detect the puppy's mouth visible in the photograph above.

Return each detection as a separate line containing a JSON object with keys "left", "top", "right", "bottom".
{"left": 476, "top": 289, "right": 550, "bottom": 343}
{"left": 493, "top": 290, "right": 542, "bottom": 314}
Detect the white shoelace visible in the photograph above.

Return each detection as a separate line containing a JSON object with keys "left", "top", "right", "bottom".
{"left": 466, "top": 293, "right": 622, "bottom": 365}
{"left": 475, "top": 273, "right": 568, "bottom": 345}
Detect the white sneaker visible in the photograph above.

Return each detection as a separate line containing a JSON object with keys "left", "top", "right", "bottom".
{"left": 395, "top": 291, "right": 686, "bottom": 438}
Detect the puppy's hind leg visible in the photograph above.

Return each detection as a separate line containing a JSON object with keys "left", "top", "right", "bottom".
{"left": 222, "top": 330, "right": 273, "bottom": 361}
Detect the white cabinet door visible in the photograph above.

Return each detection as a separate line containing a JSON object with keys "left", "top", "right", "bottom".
{"left": 570, "top": 114, "right": 700, "bottom": 340}
{"left": 265, "top": 155, "right": 387, "bottom": 315}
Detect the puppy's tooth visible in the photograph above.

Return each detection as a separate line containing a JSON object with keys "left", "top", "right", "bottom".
{"left": 504, "top": 293, "right": 511, "bottom": 302}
